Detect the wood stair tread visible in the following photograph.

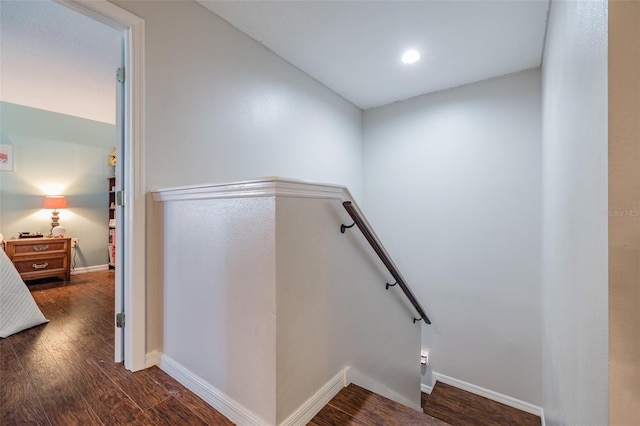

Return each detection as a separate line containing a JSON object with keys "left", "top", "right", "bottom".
{"left": 311, "top": 380, "right": 542, "bottom": 425}
{"left": 423, "top": 382, "right": 541, "bottom": 426}
{"left": 308, "top": 403, "right": 371, "bottom": 426}
{"left": 310, "top": 383, "right": 449, "bottom": 426}
{"left": 424, "top": 398, "right": 493, "bottom": 426}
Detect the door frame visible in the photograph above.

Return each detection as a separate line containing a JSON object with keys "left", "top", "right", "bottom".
{"left": 55, "top": 0, "right": 146, "bottom": 372}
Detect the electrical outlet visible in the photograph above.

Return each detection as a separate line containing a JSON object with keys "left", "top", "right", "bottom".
{"left": 72, "top": 238, "right": 79, "bottom": 248}
{"left": 420, "top": 351, "right": 429, "bottom": 366}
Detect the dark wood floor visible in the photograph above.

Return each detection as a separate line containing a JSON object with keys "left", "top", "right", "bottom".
{"left": 2, "top": 270, "right": 543, "bottom": 426}
{"left": 310, "top": 381, "right": 542, "bottom": 426}
{"left": 309, "top": 383, "right": 448, "bottom": 426}
{"left": 0, "top": 270, "right": 233, "bottom": 425}
{"left": 424, "top": 382, "right": 542, "bottom": 426}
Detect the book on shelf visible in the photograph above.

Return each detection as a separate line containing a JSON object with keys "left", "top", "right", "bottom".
{"left": 108, "top": 244, "right": 116, "bottom": 266}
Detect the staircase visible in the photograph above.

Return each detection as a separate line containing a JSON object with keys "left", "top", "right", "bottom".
{"left": 424, "top": 382, "right": 541, "bottom": 425}
{"left": 309, "top": 383, "right": 446, "bottom": 425}
{"left": 310, "top": 382, "right": 542, "bottom": 425}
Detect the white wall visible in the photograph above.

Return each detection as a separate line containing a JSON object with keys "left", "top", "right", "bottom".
{"left": 112, "top": 0, "right": 362, "bottom": 195}
{"left": 155, "top": 179, "right": 421, "bottom": 424}
{"left": 162, "top": 196, "right": 277, "bottom": 424}
{"left": 541, "top": 1, "right": 608, "bottom": 425}
{"left": 110, "top": 0, "right": 363, "bottom": 354}
{"left": 276, "top": 196, "right": 421, "bottom": 422}
{"left": 363, "top": 69, "right": 542, "bottom": 405}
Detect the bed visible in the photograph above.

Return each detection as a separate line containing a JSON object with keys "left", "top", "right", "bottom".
{"left": 0, "top": 245, "right": 49, "bottom": 338}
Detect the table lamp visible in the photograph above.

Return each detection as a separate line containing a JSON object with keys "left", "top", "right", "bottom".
{"left": 43, "top": 195, "right": 67, "bottom": 234}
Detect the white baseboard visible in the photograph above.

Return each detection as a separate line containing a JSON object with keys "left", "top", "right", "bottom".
{"left": 145, "top": 350, "right": 162, "bottom": 368}
{"left": 278, "top": 367, "right": 349, "bottom": 426}
{"left": 432, "top": 372, "right": 544, "bottom": 419}
{"left": 421, "top": 383, "right": 433, "bottom": 394}
{"left": 151, "top": 354, "right": 348, "bottom": 425}
{"left": 159, "top": 354, "right": 268, "bottom": 425}
{"left": 71, "top": 264, "right": 110, "bottom": 274}
{"left": 149, "top": 354, "right": 435, "bottom": 425}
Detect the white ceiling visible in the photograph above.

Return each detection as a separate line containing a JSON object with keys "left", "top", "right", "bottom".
{"left": 0, "top": 0, "right": 549, "bottom": 123}
{"left": 0, "top": 0, "right": 120, "bottom": 124}
{"left": 198, "top": 0, "right": 550, "bottom": 109}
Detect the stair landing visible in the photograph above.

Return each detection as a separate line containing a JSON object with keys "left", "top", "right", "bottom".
{"left": 424, "top": 381, "right": 541, "bottom": 426}
{"left": 308, "top": 383, "right": 448, "bottom": 425}
{"left": 311, "top": 381, "right": 542, "bottom": 425}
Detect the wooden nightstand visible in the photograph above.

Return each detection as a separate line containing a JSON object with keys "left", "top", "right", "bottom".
{"left": 4, "top": 237, "right": 71, "bottom": 281}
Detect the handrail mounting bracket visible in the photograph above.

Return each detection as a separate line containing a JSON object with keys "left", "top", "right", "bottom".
{"left": 340, "top": 222, "right": 355, "bottom": 234}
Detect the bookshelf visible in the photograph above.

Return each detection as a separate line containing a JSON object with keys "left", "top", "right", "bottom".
{"left": 108, "top": 176, "right": 116, "bottom": 269}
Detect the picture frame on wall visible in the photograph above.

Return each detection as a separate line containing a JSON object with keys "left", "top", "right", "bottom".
{"left": 0, "top": 144, "right": 14, "bottom": 172}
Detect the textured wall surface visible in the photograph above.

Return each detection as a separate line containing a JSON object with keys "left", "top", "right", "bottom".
{"left": 158, "top": 183, "right": 420, "bottom": 424}
{"left": 541, "top": 0, "right": 608, "bottom": 424}
{"left": 110, "top": 0, "right": 363, "bottom": 354}
{"left": 113, "top": 1, "right": 363, "bottom": 196}
{"left": 162, "top": 196, "right": 277, "bottom": 424}
{"left": 276, "top": 196, "right": 421, "bottom": 422}
{"left": 363, "top": 69, "right": 542, "bottom": 405}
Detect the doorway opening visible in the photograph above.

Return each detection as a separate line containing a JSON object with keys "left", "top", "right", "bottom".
{"left": 53, "top": 0, "right": 146, "bottom": 371}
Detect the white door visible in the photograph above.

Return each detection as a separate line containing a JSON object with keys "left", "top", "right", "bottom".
{"left": 114, "top": 48, "right": 125, "bottom": 362}
{"left": 55, "top": 0, "right": 146, "bottom": 370}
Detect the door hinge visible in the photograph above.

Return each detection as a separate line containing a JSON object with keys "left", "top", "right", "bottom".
{"left": 116, "top": 190, "right": 125, "bottom": 206}
{"left": 116, "top": 312, "right": 125, "bottom": 328}
{"left": 116, "top": 67, "right": 125, "bottom": 83}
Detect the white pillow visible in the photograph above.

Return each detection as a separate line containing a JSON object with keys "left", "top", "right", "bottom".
{"left": 0, "top": 248, "right": 49, "bottom": 338}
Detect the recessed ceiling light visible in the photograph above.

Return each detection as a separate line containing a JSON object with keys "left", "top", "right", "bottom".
{"left": 401, "top": 49, "right": 420, "bottom": 64}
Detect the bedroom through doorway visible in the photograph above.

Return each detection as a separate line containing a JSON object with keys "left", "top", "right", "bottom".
{"left": 0, "top": 0, "right": 125, "bottom": 362}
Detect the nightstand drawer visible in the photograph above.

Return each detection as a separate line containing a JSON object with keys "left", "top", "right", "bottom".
{"left": 5, "top": 237, "right": 72, "bottom": 281}
{"left": 12, "top": 240, "right": 68, "bottom": 256}
{"left": 13, "top": 255, "right": 66, "bottom": 275}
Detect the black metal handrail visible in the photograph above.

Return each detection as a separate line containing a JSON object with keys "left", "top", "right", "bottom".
{"left": 341, "top": 201, "right": 431, "bottom": 324}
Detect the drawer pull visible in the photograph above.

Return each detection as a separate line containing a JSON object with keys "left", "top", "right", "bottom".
{"left": 32, "top": 263, "right": 49, "bottom": 270}
{"left": 33, "top": 245, "right": 49, "bottom": 252}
